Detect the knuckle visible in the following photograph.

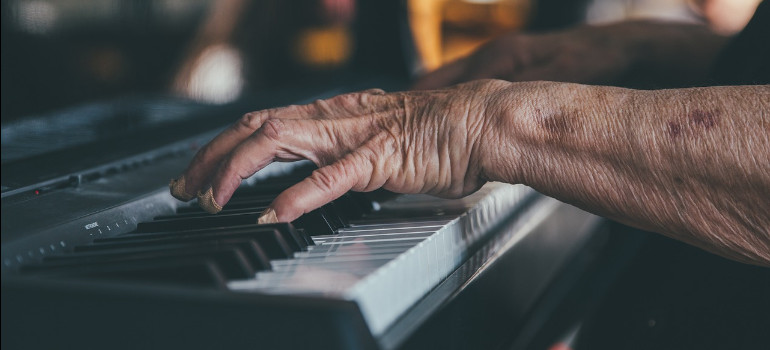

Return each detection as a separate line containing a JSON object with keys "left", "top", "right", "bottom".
{"left": 308, "top": 168, "right": 339, "bottom": 193}
{"left": 333, "top": 93, "right": 360, "bottom": 109}
{"left": 219, "top": 157, "right": 240, "bottom": 180}
{"left": 238, "top": 112, "right": 265, "bottom": 131}
{"left": 300, "top": 103, "right": 319, "bottom": 117}
{"left": 357, "top": 89, "right": 386, "bottom": 105}
{"left": 358, "top": 91, "right": 378, "bottom": 107}
{"left": 313, "top": 99, "right": 333, "bottom": 115}
{"left": 260, "top": 118, "right": 287, "bottom": 140}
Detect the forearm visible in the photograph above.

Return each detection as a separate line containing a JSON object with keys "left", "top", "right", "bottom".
{"left": 485, "top": 82, "right": 770, "bottom": 266}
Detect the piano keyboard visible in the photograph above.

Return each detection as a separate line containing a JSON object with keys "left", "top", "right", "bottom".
{"left": 2, "top": 154, "right": 603, "bottom": 350}
{"left": 11, "top": 160, "right": 533, "bottom": 336}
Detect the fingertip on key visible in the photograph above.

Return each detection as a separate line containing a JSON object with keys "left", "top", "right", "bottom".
{"left": 197, "top": 187, "right": 223, "bottom": 214}
{"left": 169, "top": 175, "right": 195, "bottom": 201}
{"left": 257, "top": 208, "right": 279, "bottom": 224}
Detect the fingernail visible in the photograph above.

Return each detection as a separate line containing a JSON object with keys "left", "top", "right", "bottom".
{"left": 169, "top": 175, "right": 195, "bottom": 201}
{"left": 257, "top": 208, "right": 279, "bottom": 224}
{"left": 197, "top": 187, "right": 223, "bottom": 214}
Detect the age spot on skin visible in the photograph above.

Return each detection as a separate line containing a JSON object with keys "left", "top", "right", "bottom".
{"left": 668, "top": 109, "right": 720, "bottom": 139}
{"left": 689, "top": 109, "right": 719, "bottom": 129}
{"left": 536, "top": 109, "right": 576, "bottom": 135}
{"left": 667, "top": 121, "right": 682, "bottom": 138}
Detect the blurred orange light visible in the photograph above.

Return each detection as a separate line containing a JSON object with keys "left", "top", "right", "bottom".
{"left": 408, "top": 0, "right": 532, "bottom": 73}
{"left": 293, "top": 25, "right": 353, "bottom": 68}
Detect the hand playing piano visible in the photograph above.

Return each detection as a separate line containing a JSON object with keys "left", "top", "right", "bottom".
{"left": 170, "top": 77, "right": 770, "bottom": 267}
{"left": 171, "top": 79, "right": 514, "bottom": 223}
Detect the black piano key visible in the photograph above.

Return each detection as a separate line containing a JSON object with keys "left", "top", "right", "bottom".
{"left": 234, "top": 223, "right": 313, "bottom": 250}
{"left": 331, "top": 193, "right": 366, "bottom": 219}
{"left": 161, "top": 203, "right": 345, "bottom": 231}
{"left": 229, "top": 184, "right": 291, "bottom": 197}
{"left": 174, "top": 195, "right": 275, "bottom": 215}
{"left": 140, "top": 207, "right": 336, "bottom": 236}
{"left": 292, "top": 208, "right": 336, "bottom": 236}
{"left": 348, "top": 192, "right": 378, "bottom": 213}
{"left": 25, "top": 246, "right": 255, "bottom": 280}
{"left": 77, "top": 259, "right": 228, "bottom": 289}
{"left": 228, "top": 170, "right": 315, "bottom": 197}
{"left": 135, "top": 212, "right": 263, "bottom": 232}
{"left": 95, "top": 225, "right": 299, "bottom": 259}
{"left": 225, "top": 194, "right": 278, "bottom": 206}
{"left": 156, "top": 206, "right": 268, "bottom": 219}
{"left": 295, "top": 228, "right": 312, "bottom": 246}
{"left": 69, "top": 239, "right": 271, "bottom": 272}
{"left": 321, "top": 202, "right": 348, "bottom": 228}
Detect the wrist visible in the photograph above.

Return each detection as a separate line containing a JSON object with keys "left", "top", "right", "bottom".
{"left": 477, "top": 80, "right": 565, "bottom": 186}
{"left": 480, "top": 82, "right": 632, "bottom": 190}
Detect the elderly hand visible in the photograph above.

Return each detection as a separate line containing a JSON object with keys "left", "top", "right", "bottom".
{"left": 170, "top": 79, "right": 519, "bottom": 223}
{"left": 413, "top": 20, "right": 727, "bottom": 90}
{"left": 169, "top": 79, "right": 770, "bottom": 266}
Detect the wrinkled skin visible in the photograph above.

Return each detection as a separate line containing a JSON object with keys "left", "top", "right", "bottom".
{"left": 175, "top": 80, "right": 514, "bottom": 222}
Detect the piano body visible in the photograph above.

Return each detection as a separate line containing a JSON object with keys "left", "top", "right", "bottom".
{"left": 1, "top": 0, "right": 641, "bottom": 349}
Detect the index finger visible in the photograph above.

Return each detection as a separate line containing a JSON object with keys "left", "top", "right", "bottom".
{"left": 171, "top": 89, "right": 392, "bottom": 201}
{"left": 171, "top": 103, "right": 327, "bottom": 200}
{"left": 170, "top": 109, "right": 274, "bottom": 201}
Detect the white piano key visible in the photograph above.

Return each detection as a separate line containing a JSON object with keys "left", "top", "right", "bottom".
{"left": 295, "top": 241, "right": 423, "bottom": 258}
{"left": 312, "top": 229, "right": 440, "bottom": 243}
{"left": 293, "top": 245, "right": 416, "bottom": 259}
{"left": 319, "top": 236, "right": 429, "bottom": 245}
{"left": 343, "top": 221, "right": 452, "bottom": 231}
{"left": 228, "top": 183, "right": 534, "bottom": 338}
{"left": 271, "top": 252, "right": 403, "bottom": 266}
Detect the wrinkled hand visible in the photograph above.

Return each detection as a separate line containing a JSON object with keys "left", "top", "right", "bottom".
{"left": 413, "top": 20, "right": 726, "bottom": 90}
{"left": 170, "top": 80, "right": 511, "bottom": 223}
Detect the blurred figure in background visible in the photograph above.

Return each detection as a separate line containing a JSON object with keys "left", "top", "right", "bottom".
{"left": 689, "top": 0, "right": 761, "bottom": 34}
{"left": 413, "top": 0, "right": 763, "bottom": 89}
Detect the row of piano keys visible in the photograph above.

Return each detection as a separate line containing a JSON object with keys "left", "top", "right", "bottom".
{"left": 15, "top": 167, "right": 460, "bottom": 291}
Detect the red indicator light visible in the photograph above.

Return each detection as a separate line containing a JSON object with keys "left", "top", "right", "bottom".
{"left": 34, "top": 190, "right": 41, "bottom": 195}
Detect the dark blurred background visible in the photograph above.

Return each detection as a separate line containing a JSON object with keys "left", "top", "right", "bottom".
{"left": 3, "top": 0, "right": 758, "bottom": 125}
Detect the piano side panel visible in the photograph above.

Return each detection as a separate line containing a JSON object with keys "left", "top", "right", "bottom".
{"left": 1, "top": 278, "right": 379, "bottom": 350}
{"left": 381, "top": 197, "right": 606, "bottom": 350}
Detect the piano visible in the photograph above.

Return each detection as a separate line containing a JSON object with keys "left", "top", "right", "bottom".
{"left": 1, "top": 97, "right": 607, "bottom": 349}
{"left": 1, "top": 0, "right": 620, "bottom": 349}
